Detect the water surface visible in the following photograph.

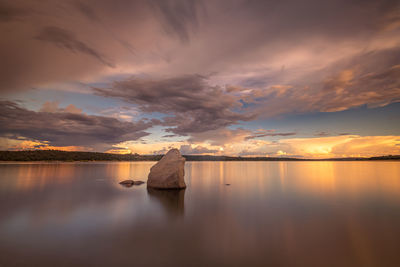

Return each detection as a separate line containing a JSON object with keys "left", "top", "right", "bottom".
{"left": 0, "top": 161, "right": 400, "bottom": 266}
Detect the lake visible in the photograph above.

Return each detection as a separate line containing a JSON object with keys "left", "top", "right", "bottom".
{"left": 0, "top": 161, "right": 400, "bottom": 266}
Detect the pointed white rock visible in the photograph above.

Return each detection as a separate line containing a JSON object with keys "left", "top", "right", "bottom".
{"left": 147, "top": 149, "right": 186, "bottom": 189}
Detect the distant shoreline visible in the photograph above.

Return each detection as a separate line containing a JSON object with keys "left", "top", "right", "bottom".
{"left": 0, "top": 150, "right": 399, "bottom": 162}
{"left": 1, "top": 160, "right": 400, "bottom": 164}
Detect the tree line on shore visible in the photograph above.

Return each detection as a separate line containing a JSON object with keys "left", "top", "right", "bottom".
{"left": 0, "top": 150, "right": 399, "bottom": 161}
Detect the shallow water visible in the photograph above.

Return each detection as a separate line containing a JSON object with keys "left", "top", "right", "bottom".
{"left": 0, "top": 161, "right": 400, "bottom": 266}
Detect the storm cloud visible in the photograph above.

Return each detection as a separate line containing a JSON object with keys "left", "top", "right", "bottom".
{"left": 94, "top": 74, "right": 257, "bottom": 135}
{"left": 0, "top": 101, "right": 152, "bottom": 147}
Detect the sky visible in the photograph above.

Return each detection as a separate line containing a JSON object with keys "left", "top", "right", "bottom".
{"left": 0, "top": 0, "right": 399, "bottom": 158}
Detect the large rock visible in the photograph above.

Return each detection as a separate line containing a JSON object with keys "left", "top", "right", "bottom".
{"left": 147, "top": 149, "right": 186, "bottom": 189}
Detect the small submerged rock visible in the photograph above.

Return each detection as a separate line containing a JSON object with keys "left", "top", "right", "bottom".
{"left": 133, "top": 180, "right": 145, "bottom": 185}
{"left": 119, "top": 180, "right": 134, "bottom": 187}
{"left": 119, "top": 179, "right": 145, "bottom": 187}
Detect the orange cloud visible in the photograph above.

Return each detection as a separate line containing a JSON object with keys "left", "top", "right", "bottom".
{"left": 0, "top": 138, "right": 90, "bottom": 152}
{"left": 106, "top": 148, "right": 132, "bottom": 154}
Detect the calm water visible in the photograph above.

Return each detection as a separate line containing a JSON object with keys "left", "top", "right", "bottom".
{"left": 0, "top": 161, "right": 400, "bottom": 267}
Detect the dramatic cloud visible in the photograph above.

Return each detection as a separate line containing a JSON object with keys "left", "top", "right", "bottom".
{"left": 242, "top": 49, "right": 400, "bottom": 117}
{"left": 0, "top": 101, "right": 152, "bottom": 148}
{"left": 95, "top": 48, "right": 400, "bottom": 137}
{"left": 94, "top": 74, "right": 257, "bottom": 135}
{"left": 1, "top": 0, "right": 399, "bottom": 92}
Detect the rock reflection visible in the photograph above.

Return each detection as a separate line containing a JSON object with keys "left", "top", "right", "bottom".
{"left": 147, "top": 188, "right": 185, "bottom": 217}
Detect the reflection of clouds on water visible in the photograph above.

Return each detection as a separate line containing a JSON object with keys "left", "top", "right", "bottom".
{"left": 147, "top": 188, "right": 185, "bottom": 218}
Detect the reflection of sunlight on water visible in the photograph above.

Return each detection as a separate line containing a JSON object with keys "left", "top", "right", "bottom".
{"left": 219, "top": 161, "right": 224, "bottom": 185}
{"left": 8, "top": 163, "right": 77, "bottom": 191}
{"left": 187, "top": 161, "right": 400, "bottom": 199}
{"left": 278, "top": 161, "right": 287, "bottom": 192}
{"left": 108, "top": 161, "right": 155, "bottom": 181}
{"left": 284, "top": 162, "right": 400, "bottom": 197}
{"left": 288, "top": 162, "right": 337, "bottom": 195}
{"left": 106, "top": 162, "right": 154, "bottom": 190}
